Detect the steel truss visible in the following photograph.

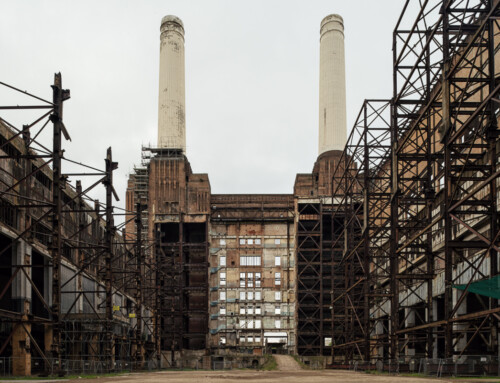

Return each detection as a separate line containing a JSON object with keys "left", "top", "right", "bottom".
{"left": 330, "top": 0, "right": 500, "bottom": 365}
{"left": 0, "top": 74, "right": 156, "bottom": 375}
{"left": 155, "top": 215, "right": 209, "bottom": 366}
{"left": 329, "top": 101, "right": 392, "bottom": 363}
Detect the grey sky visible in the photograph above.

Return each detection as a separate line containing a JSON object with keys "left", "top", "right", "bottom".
{"left": 0, "top": 0, "right": 406, "bottom": 214}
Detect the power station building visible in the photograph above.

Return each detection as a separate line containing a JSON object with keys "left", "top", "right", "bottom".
{"left": 125, "top": 13, "right": 348, "bottom": 361}
{"left": 3, "top": 0, "right": 500, "bottom": 376}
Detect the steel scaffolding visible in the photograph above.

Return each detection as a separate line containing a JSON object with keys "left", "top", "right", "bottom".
{"left": 0, "top": 74, "right": 157, "bottom": 375}
{"left": 329, "top": 0, "right": 500, "bottom": 368}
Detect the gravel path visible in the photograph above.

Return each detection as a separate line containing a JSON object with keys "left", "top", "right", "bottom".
{"left": 274, "top": 354, "right": 302, "bottom": 371}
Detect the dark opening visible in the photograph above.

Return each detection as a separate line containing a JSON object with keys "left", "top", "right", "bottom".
{"left": 183, "top": 223, "right": 206, "bottom": 243}
{"left": 159, "top": 223, "right": 179, "bottom": 243}
{"left": 0, "top": 233, "right": 12, "bottom": 311}
{"left": 31, "top": 251, "right": 48, "bottom": 318}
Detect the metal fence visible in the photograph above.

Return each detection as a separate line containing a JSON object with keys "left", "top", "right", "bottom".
{"left": 0, "top": 357, "right": 160, "bottom": 376}
{"left": 348, "top": 356, "right": 500, "bottom": 377}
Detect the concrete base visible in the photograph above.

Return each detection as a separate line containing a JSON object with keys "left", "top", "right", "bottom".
{"left": 12, "top": 319, "right": 31, "bottom": 376}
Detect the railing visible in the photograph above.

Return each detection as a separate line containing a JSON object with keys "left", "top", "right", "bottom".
{"left": 0, "top": 357, "right": 160, "bottom": 376}
{"left": 345, "top": 356, "right": 499, "bottom": 377}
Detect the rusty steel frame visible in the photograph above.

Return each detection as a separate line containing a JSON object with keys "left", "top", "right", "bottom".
{"left": 329, "top": 0, "right": 500, "bottom": 364}
{"left": 0, "top": 75, "right": 155, "bottom": 374}
{"left": 328, "top": 100, "right": 392, "bottom": 363}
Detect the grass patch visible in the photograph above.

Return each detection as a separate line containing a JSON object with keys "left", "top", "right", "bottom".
{"left": 291, "top": 355, "right": 308, "bottom": 369}
{"left": 259, "top": 355, "right": 277, "bottom": 371}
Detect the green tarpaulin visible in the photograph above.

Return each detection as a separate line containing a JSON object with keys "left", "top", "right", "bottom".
{"left": 453, "top": 275, "right": 500, "bottom": 299}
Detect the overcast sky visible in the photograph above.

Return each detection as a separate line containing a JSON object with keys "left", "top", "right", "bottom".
{"left": 0, "top": 0, "right": 408, "bottom": 215}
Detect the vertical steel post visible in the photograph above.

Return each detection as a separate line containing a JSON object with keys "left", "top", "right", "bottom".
{"left": 104, "top": 147, "right": 118, "bottom": 370}
{"left": 50, "top": 73, "right": 69, "bottom": 374}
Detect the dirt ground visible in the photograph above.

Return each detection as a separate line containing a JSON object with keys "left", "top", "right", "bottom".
{"left": 11, "top": 359, "right": 500, "bottom": 383}
{"left": 60, "top": 369, "right": 469, "bottom": 383}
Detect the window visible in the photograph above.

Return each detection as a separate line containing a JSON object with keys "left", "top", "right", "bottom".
{"left": 275, "top": 291, "right": 281, "bottom": 301}
{"left": 239, "top": 238, "right": 245, "bottom": 245}
{"left": 256, "top": 306, "right": 262, "bottom": 315}
{"left": 248, "top": 319, "right": 254, "bottom": 329}
{"left": 220, "top": 306, "right": 226, "bottom": 315}
{"left": 248, "top": 291, "right": 254, "bottom": 300}
{"left": 220, "top": 336, "right": 226, "bottom": 344}
{"left": 240, "top": 291, "right": 245, "bottom": 301}
{"left": 220, "top": 272, "right": 226, "bottom": 286}
{"left": 240, "top": 272, "right": 245, "bottom": 287}
{"left": 275, "top": 320, "right": 281, "bottom": 329}
{"left": 247, "top": 272, "right": 254, "bottom": 287}
{"left": 255, "top": 291, "right": 262, "bottom": 300}
{"left": 255, "top": 238, "right": 261, "bottom": 245}
{"left": 256, "top": 336, "right": 261, "bottom": 343}
{"left": 220, "top": 239, "right": 226, "bottom": 246}
{"left": 275, "top": 305, "right": 281, "bottom": 315}
{"left": 255, "top": 273, "right": 261, "bottom": 287}
{"left": 240, "top": 337, "right": 246, "bottom": 343}
{"left": 240, "top": 306, "right": 245, "bottom": 315}
{"left": 240, "top": 255, "right": 261, "bottom": 266}
{"left": 275, "top": 272, "right": 281, "bottom": 286}
{"left": 247, "top": 306, "right": 254, "bottom": 315}
{"left": 275, "top": 238, "right": 281, "bottom": 245}
{"left": 220, "top": 256, "right": 226, "bottom": 267}
{"left": 275, "top": 256, "right": 281, "bottom": 266}
{"left": 248, "top": 238, "right": 254, "bottom": 245}
{"left": 220, "top": 291, "right": 226, "bottom": 301}
{"left": 248, "top": 336, "right": 254, "bottom": 343}
{"left": 255, "top": 319, "right": 262, "bottom": 329}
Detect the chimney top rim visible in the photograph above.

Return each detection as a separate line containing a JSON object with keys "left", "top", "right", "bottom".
{"left": 320, "top": 14, "right": 344, "bottom": 28}
{"left": 161, "top": 15, "right": 184, "bottom": 30}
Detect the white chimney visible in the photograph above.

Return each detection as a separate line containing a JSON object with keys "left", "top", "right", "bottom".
{"left": 157, "top": 15, "right": 186, "bottom": 152}
{"left": 318, "top": 14, "right": 347, "bottom": 155}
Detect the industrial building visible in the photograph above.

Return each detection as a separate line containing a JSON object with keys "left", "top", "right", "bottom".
{"left": 124, "top": 12, "right": 347, "bottom": 364}
{"left": 2, "top": 0, "right": 500, "bottom": 377}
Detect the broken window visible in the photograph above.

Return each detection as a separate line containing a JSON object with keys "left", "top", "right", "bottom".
{"left": 247, "top": 272, "right": 254, "bottom": 287}
{"left": 255, "top": 273, "right": 261, "bottom": 287}
{"left": 240, "top": 272, "right": 245, "bottom": 287}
